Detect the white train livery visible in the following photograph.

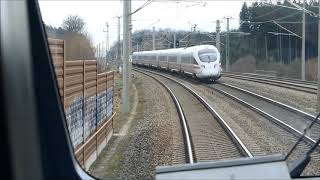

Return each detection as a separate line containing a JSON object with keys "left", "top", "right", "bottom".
{"left": 132, "top": 45, "right": 222, "bottom": 81}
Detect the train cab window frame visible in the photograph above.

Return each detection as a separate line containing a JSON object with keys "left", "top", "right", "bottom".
{"left": 198, "top": 49, "right": 217, "bottom": 63}
{"left": 1, "top": 0, "right": 95, "bottom": 179}
{"left": 192, "top": 57, "right": 198, "bottom": 65}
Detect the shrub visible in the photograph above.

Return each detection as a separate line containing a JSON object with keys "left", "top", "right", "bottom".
{"left": 230, "top": 55, "right": 256, "bottom": 73}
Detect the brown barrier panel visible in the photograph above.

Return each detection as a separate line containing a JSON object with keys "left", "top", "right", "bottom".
{"left": 64, "top": 61, "right": 84, "bottom": 110}
{"left": 83, "top": 60, "right": 97, "bottom": 140}
{"left": 96, "top": 126, "right": 106, "bottom": 146}
{"left": 64, "top": 60, "right": 84, "bottom": 166}
{"left": 106, "top": 71, "right": 114, "bottom": 89}
{"left": 96, "top": 72, "right": 107, "bottom": 130}
{"left": 106, "top": 71, "right": 114, "bottom": 132}
{"left": 75, "top": 150, "right": 84, "bottom": 167}
{"left": 48, "top": 38, "right": 116, "bottom": 168}
{"left": 97, "top": 73, "right": 107, "bottom": 93}
{"left": 83, "top": 60, "right": 97, "bottom": 162}
{"left": 48, "top": 38, "right": 64, "bottom": 102}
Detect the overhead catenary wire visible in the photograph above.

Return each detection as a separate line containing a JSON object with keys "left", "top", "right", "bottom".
{"left": 272, "top": 21, "right": 302, "bottom": 38}
{"left": 274, "top": 21, "right": 317, "bottom": 24}
{"left": 251, "top": 6, "right": 283, "bottom": 20}
{"left": 287, "top": 0, "right": 318, "bottom": 17}
{"left": 144, "top": 19, "right": 160, "bottom": 29}
{"left": 263, "top": 2, "right": 318, "bottom": 17}
{"left": 240, "top": 11, "right": 302, "bottom": 24}
{"left": 268, "top": 32, "right": 301, "bottom": 37}
{"left": 130, "top": 0, "right": 153, "bottom": 15}
{"left": 239, "top": 10, "right": 305, "bottom": 39}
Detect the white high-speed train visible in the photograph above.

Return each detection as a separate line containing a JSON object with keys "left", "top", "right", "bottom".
{"left": 132, "top": 45, "right": 222, "bottom": 81}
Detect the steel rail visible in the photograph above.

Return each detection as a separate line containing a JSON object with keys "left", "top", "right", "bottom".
{"left": 223, "top": 72, "right": 316, "bottom": 86}
{"left": 222, "top": 73, "right": 316, "bottom": 94}
{"left": 220, "top": 83, "right": 317, "bottom": 124}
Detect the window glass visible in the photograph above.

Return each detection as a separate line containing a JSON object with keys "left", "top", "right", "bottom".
{"left": 159, "top": 56, "right": 167, "bottom": 61}
{"left": 169, "top": 56, "right": 177, "bottom": 62}
{"left": 181, "top": 56, "right": 191, "bottom": 64}
{"left": 192, "top": 57, "right": 198, "bottom": 65}
{"left": 37, "top": 0, "right": 319, "bottom": 179}
{"left": 198, "top": 49, "right": 217, "bottom": 63}
{"left": 150, "top": 56, "right": 156, "bottom": 61}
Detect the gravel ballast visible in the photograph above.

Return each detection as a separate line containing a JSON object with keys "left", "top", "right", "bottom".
{"left": 118, "top": 72, "right": 185, "bottom": 179}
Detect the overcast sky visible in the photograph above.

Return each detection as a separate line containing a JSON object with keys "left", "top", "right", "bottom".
{"left": 39, "top": 0, "right": 253, "bottom": 48}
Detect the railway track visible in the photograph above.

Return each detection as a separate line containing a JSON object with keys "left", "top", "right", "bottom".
{"left": 208, "top": 83, "right": 320, "bottom": 141}
{"left": 224, "top": 72, "right": 317, "bottom": 86}
{"left": 134, "top": 68, "right": 253, "bottom": 163}
{"left": 135, "top": 67, "right": 320, "bottom": 175}
{"left": 222, "top": 72, "right": 317, "bottom": 94}
{"left": 204, "top": 83, "right": 320, "bottom": 175}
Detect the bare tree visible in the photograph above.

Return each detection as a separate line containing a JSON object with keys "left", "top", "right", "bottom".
{"left": 62, "top": 32, "right": 95, "bottom": 60}
{"left": 62, "top": 15, "right": 85, "bottom": 33}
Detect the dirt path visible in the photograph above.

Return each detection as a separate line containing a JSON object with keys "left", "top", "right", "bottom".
{"left": 89, "top": 81, "right": 139, "bottom": 177}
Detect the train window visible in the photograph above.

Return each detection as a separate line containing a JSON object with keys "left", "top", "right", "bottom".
{"left": 159, "top": 56, "right": 167, "bottom": 61}
{"left": 169, "top": 56, "right": 177, "bottom": 62}
{"left": 150, "top": 56, "right": 156, "bottom": 61}
{"left": 132, "top": 56, "right": 137, "bottom": 60}
{"left": 181, "top": 56, "right": 191, "bottom": 64}
{"left": 198, "top": 49, "right": 217, "bottom": 63}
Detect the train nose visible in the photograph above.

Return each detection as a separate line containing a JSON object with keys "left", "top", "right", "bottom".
{"left": 209, "top": 63, "right": 219, "bottom": 70}
{"left": 205, "top": 65, "right": 219, "bottom": 75}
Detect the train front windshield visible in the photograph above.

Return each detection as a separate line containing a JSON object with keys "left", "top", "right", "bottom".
{"left": 198, "top": 49, "right": 217, "bottom": 63}
{"left": 33, "top": 0, "right": 320, "bottom": 179}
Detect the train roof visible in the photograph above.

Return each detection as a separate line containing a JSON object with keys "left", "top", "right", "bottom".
{"left": 132, "top": 45, "right": 219, "bottom": 56}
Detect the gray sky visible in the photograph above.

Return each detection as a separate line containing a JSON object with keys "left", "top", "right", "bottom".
{"left": 39, "top": 0, "right": 252, "bottom": 48}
